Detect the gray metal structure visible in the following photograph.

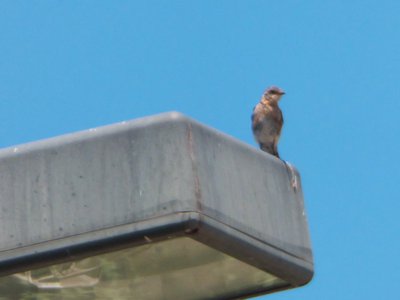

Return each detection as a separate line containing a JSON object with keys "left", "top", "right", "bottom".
{"left": 0, "top": 112, "right": 313, "bottom": 299}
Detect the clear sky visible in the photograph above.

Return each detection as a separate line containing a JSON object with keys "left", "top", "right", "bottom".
{"left": 1, "top": 1, "right": 399, "bottom": 299}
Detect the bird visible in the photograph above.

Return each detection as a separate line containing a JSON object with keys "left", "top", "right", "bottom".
{"left": 251, "top": 86, "right": 285, "bottom": 158}
{"left": 251, "top": 86, "right": 299, "bottom": 192}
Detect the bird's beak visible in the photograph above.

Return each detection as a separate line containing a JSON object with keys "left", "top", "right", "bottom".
{"left": 280, "top": 91, "right": 285, "bottom": 95}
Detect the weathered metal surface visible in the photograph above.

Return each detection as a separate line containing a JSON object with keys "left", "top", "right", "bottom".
{"left": 0, "top": 112, "right": 313, "bottom": 287}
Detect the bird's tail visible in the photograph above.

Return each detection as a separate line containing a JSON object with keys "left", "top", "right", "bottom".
{"left": 283, "top": 161, "right": 299, "bottom": 192}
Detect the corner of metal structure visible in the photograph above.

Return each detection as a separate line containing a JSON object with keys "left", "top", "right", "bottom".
{"left": 185, "top": 212, "right": 314, "bottom": 288}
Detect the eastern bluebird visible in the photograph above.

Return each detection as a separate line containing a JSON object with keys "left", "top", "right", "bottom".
{"left": 251, "top": 86, "right": 299, "bottom": 192}
{"left": 251, "top": 86, "right": 285, "bottom": 158}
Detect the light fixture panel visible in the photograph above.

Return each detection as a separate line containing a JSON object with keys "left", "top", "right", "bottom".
{"left": 0, "top": 112, "right": 313, "bottom": 299}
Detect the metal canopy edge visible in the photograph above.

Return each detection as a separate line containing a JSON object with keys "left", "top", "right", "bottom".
{"left": 0, "top": 112, "right": 313, "bottom": 297}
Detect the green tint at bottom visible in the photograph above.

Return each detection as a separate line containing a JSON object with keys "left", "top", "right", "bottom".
{"left": 0, "top": 237, "right": 288, "bottom": 300}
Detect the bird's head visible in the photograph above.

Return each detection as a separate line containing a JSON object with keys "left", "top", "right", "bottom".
{"left": 263, "top": 86, "right": 285, "bottom": 103}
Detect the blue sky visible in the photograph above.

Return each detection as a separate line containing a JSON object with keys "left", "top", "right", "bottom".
{"left": 1, "top": 1, "right": 399, "bottom": 299}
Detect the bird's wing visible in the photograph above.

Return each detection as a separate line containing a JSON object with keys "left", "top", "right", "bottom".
{"left": 251, "top": 105, "right": 264, "bottom": 133}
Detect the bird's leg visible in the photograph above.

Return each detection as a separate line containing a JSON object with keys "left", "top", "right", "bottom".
{"left": 273, "top": 143, "right": 280, "bottom": 158}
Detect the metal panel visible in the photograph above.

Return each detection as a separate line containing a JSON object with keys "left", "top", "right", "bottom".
{"left": 0, "top": 113, "right": 196, "bottom": 251}
{"left": 188, "top": 119, "right": 312, "bottom": 263}
{"left": 0, "top": 112, "right": 313, "bottom": 290}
